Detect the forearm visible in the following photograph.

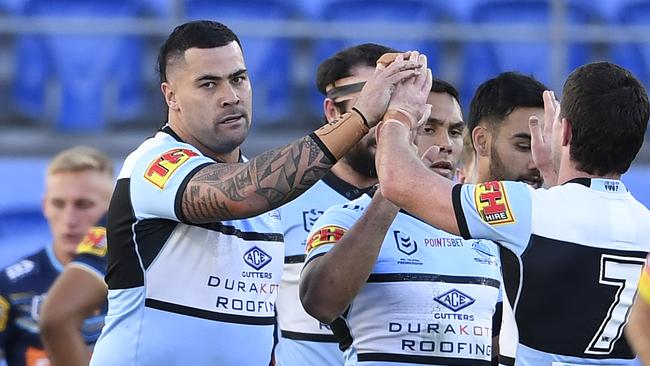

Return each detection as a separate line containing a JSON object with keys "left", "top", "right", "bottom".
{"left": 626, "top": 296, "right": 650, "bottom": 363}
{"left": 183, "top": 111, "right": 371, "bottom": 223}
{"left": 300, "top": 193, "right": 398, "bottom": 323}
{"left": 41, "top": 323, "right": 90, "bottom": 366}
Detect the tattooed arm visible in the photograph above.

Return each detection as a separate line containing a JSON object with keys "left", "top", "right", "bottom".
{"left": 183, "top": 135, "right": 332, "bottom": 223}
{"left": 182, "top": 52, "right": 428, "bottom": 223}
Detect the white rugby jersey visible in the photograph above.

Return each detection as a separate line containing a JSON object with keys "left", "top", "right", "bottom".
{"left": 90, "top": 126, "right": 284, "bottom": 366}
{"left": 276, "top": 173, "right": 372, "bottom": 366}
{"left": 305, "top": 193, "right": 503, "bottom": 366}
{"left": 452, "top": 178, "right": 650, "bottom": 365}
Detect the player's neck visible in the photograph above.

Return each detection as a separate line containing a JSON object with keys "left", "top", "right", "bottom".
{"left": 52, "top": 243, "right": 74, "bottom": 265}
{"left": 330, "top": 163, "right": 377, "bottom": 189}
{"left": 556, "top": 160, "right": 621, "bottom": 185}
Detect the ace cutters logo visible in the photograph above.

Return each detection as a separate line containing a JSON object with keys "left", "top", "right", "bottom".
{"left": 243, "top": 246, "right": 272, "bottom": 270}
{"left": 434, "top": 289, "right": 475, "bottom": 312}
{"left": 393, "top": 230, "right": 417, "bottom": 256}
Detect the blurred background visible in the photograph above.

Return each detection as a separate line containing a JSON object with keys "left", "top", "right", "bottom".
{"left": 0, "top": 0, "right": 649, "bottom": 267}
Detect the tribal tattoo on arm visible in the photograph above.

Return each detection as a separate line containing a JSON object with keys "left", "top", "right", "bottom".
{"left": 182, "top": 135, "right": 334, "bottom": 223}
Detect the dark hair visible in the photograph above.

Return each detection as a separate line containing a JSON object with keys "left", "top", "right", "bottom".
{"left": 468, "top": 72, "right": 547, "bottom": 136}
{"left": 561, "top": 62, "right": 649, "bottom": 175}
{"left": 316, "top": 43, "right": 397, "bottom": 95}
{"left": 431, "top": 78, "right": 460, "bottom": 106}
{"left": 157, "top": 20, "right": 241, "bottom": 84}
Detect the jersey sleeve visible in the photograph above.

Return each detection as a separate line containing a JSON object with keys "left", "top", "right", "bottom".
{"left": 452, "top": 181, "right": 533, "bottom": 256}
{"left": 70, "top": 225, "right": 108, "bottom": 280}
{"left": 303, "top": 200, "right": 366, "bottom": 265}
{"left": 130, "top": 145, "right": 215, "bottom": 223}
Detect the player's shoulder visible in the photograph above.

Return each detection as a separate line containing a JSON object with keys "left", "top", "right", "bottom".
{"left": 75, "top": 225, "right": 108, "bottom": 258}
{"left": 329, "top": 194, "right": 371, "bottom": 216}
{"left": 119, "top": 129, "right": 208, "bottom": 180}
{"left": 0, "top": 248, "right": 47, "bottom": 287}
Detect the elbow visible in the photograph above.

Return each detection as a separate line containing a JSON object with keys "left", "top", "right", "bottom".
{"left": 300, "top": 295, "right": 339, "bottom": 325}
{"left": 299, "top": 281, "right": 341, "bottom": 324}
{"left": 39, "top": 308, "right": 68, "bottom": 338}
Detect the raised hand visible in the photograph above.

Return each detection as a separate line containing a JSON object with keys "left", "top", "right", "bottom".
{"left": 384, "top": 52, "right": 433, "bottom": 129}
{"left": 352, "top": 52, "right": 423, "bottom": 127}
{"left": 529, "top": 90, "right": 559, "bottom": 187}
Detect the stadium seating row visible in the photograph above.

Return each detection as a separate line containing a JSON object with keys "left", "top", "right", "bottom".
{"left": 1, "top": 0, "right": 650, "bottom": 130}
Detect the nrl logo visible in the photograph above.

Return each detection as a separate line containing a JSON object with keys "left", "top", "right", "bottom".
{"left": 394, "top": 230, "right": 417, "bottom": 256}
{"left": 302, "top": 209, "right": 324, "bottom": 232}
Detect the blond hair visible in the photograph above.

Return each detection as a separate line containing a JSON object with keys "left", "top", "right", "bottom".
{"left": 47, "top": 146, "right": 114, "bottom": 178}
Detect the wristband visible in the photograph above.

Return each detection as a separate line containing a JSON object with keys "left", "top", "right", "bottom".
{"left": 383, "top": 108, "right": 416, "bottom": 129}
{"left": 313, "top": 109, "right": 369, "bottom": 160}
{"left": 639, "top": 267, "right": 650, "bottom": 305}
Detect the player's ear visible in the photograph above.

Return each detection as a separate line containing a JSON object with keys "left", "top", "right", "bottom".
{"left": 323, "top": 98, "right": 341, "bottom": 123}
{"left": 161, "top": 82, "right": 179, "bottom": 111}
{"left": 472, "top": 125, "right": 490, "bottom": 157}
{"left": 561, "top": 117, "right": 572, "bottom": 146}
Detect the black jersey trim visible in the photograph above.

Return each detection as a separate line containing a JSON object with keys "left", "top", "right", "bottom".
{"left": 357, "top": 353, "right": 491, "bottom": 365}
{"left": 174, "top": 162, "right": 214, "bottom": 224}
{"left": 498, "top": 355, "right": 515, "bottom": 366}
{"left": 452, "top": 184, "right": 471, "bottom": 240}
{"left": 285, "top": 254, "right": 306, "bottom": 264}
{"left": 195, "top": 222, "right": 284, "bottom": 242}
{"left": 145, "top": 298, "right": 275, "bottom": 325}
{"left": 309, "top": 132, "right": 337, "bottom": 163}
{"left": 161, "top": 125, "right": 184, "bottom": 142}
{"left": 367, "top": 273, "right": 501, "bottom": 289}
{"left": 321, "top": 171, "right": 374, "bottom": 200}
{"left": 331, "top": 315, "right": 353, "bottom": 351}
{"left": 134, "top": 219, "right": 177, "bottom": 270}
{"left": 564, "top": 177, "right": 591, "bottom": 187}
{"left": 492, "top": 301, "right": 503, "bottom": 337}
{"left": 303, "top": 251, "right": 327, "bottom": 267}
{"left": 106, "top": 178, "right": 144, "bottom": 289}
{"left": 280, "top": 330, "right": 339, "bottom": 343}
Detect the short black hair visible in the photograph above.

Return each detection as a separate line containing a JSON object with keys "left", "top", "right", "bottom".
{"left": 157, "top": 20, "right": 241, "bottom": 84}
{"left": 316, "top": 43, "right": 397, "bottom": 95}
{"left": 561, "top": 61, "right": 649, "bottom": 175}
{"left": 468, "top": 72, "right": 548, "bottom": 136}
{"left": 431, "top": 78, "right": 460, "bottom": 106}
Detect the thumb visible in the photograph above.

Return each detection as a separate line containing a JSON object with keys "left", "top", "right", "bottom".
{"left": 420, "top": 145, "right": 441, "bottom": 166}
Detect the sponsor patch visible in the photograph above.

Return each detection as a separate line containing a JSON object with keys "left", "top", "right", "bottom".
{"left": 305, "top": 225, "right": 346, "bottom": 253}
{"left": 434, "top": 289, "right": 475, "bottom": 312}
{"left": 144, "top": 148, "right": 199, "bottom": 189}
{"left": 76, "top": 226, "right": 107, "bottom": 257}
{"left": 0, "top": 295, "right": 9, "bottom": 331}
{"left": 473, "top": 181, "right": 515, "bottom": 225}
{"left": 243, "top": 246, "right": 272, "bottom": 270}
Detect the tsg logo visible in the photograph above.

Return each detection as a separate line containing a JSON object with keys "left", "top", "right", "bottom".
{"left": 243, "top": 246, "right": 272, "bottom": 270}
{"left": 434, "top": 289, "right": 475, "bottom": 312}
{"left": 394, "top": 230, "right": 417, "bottom": 255}
{"left": 302, "top": 209, "right": 324, "bottom": 232}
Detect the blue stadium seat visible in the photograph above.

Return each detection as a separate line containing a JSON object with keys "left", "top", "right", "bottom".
{"left": 0, "top": 158, "right": 49, "bottom": 268}
{"left": 612, "top": 1, "right": 650, "bottom": 94}
{"left": 310, "top": 0, "right": 442, "bottom": 115}
{"left": 184, "top": 0, "right": 297, "bottom": 125}
{"left": 15, "top": 0, "right": 144, "bottom": 131}
{"left": 460, "top": 0, "right": 592, "bottom": 107}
